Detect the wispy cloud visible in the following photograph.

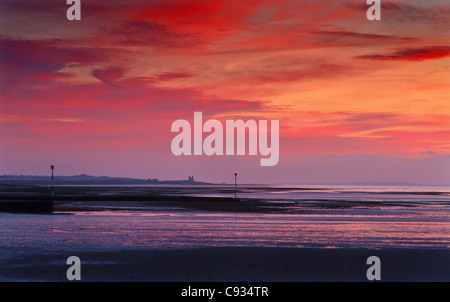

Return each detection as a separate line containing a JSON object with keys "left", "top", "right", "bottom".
{"left": 357, "top": 46, "right": 450, "bottom": 61}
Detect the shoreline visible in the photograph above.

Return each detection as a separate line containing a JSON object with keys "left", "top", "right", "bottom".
{"left": 3, "top": 182, "right": 446, "bottom": 214}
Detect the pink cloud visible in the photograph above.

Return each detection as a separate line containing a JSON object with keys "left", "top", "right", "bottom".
{"left": 357, "top": 46, "right": 450, "bottom": 61}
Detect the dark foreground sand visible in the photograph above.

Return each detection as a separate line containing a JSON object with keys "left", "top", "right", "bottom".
{"left": 1, "top": 247, "right": 448, "bottom": 282}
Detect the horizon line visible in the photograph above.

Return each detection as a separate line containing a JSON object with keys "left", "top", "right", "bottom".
{"left": 1, "top": 174, "right": 450, "bottom": 187}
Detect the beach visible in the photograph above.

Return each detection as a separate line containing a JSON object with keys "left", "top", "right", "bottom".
{"left": 0, "top": 183, "right": 448, "bottom": 282}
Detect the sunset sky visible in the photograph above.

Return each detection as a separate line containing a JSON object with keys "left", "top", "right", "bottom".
{"left": 1, "top": 0, "right": 449, "bottom": 184}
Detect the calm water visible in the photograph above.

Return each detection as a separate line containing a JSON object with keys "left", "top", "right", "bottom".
{"left": 0, "top": 185, "right": 449, "bottom": 255}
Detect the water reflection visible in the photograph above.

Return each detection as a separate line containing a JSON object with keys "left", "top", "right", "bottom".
{"left": 0, "top": 208, "right": 448, "bottom": 254}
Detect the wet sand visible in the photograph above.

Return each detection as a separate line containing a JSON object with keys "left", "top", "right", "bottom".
{"left": 1, "top": 182, "right": 432, "bottom": 214}
{"left": 0, "top": 183, "right": 277, "bottom": 213}
{"left": 0, "top": 183, "right": 448, "bottom": 282}
{"left": 1, "top": 247, "right": 448, "bottom": 282}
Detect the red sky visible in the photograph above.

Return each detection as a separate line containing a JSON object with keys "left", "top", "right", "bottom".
{"left": 1, "top": 0, "right": 449, "bottom": 184}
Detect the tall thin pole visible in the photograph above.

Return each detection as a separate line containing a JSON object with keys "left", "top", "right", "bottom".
{"left": 51, "top": 165, "right": 54, "bottom": 199}
{"left": 234, "top": 173, "right": 237, "bottom": 199}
